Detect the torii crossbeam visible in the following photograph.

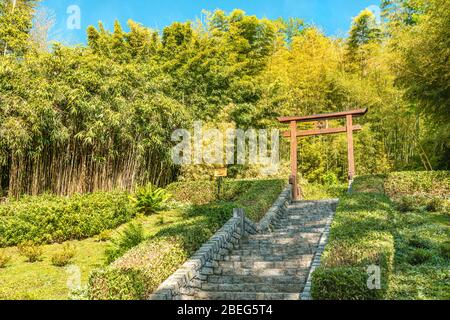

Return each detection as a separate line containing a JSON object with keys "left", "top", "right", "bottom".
{"left": 278, "top": 108, "right": 368, "bottom": 200}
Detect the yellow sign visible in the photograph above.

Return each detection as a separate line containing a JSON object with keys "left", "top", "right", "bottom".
{"left": 214, "top": 168, "right": 228, "bottom": 177}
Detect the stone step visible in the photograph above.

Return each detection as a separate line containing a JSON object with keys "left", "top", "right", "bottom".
{"left": 215, "top": 266, "right": 308, "bottom": 277}
{"left": 227, "top": 249, "right": 315, "bottom": 258}
{"left": 192, "top": 291, "right": 300, "bottom": 300}
{"left": 207, "top": 274, "right": 306, "bottom": 285}
{"left": 223, "top": 251, "right": 315, "bottom": 262}
{"left": 200, "top": 282, "right": 304, "bottom": 293}
{"left": 174, "top": 197, "right": 337, "bottom": 300}
{"left": 217, "top": 260, "right": 313, "bottom": 270}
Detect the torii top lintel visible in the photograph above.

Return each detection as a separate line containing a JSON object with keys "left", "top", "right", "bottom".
{"left": 277, "top": 108, "right": 368, "bottom": 123}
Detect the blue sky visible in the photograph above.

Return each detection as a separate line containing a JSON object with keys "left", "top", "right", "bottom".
{"left": 40, "top": 0, "right": 381, "bottom": 46}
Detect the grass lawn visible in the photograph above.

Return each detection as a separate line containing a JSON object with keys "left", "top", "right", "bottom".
{"left": 0, "top": 211, "right": 181, "bottom": 300}
{"left": 387, "top": 209, "right": 450, "bottom": 299}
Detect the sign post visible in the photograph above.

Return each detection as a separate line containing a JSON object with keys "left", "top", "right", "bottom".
{"left": 214, "top": 167, "right": 228, "bottom": 200}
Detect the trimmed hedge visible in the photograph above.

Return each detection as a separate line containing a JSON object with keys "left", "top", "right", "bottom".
{"left": 166, "top": 179, "right": 285, "bottom": 209}
{"left": 0, "top": 191, "right": 135, "bottom": 247}
{"left": 312, "top": 267, "right": 384, "bottom": 300}
{"left": 311, "top": 181, "right": 395, "bottom": 300}
{"left": 88, "top": 238, "right": 187, "bottom": 300}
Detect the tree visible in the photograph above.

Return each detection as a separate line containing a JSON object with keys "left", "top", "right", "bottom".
{"left": 346, "top": 9, "right": 382, "bottom": 76}
{"left": 0, "top": 0, "right": 37, "bottom": 55}
{"left": 391, "top": 0, "right": 450, "bottom": 124}
{"left": 29, "top": 5, "right": 55, "bottom": 51}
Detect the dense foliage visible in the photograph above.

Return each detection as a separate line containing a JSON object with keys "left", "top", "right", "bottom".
{"left": 0, "top": 2, "right": 448, "bottom": 197}
{"left": 0, "top": 191, "right": 134, "bottom": 247}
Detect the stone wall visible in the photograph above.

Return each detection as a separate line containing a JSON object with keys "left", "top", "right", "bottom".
{"left": 149, "top": 185, "right": 292, "bottom": 300}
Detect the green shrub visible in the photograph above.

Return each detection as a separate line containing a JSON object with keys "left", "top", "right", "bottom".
{"left": 425, "top": 197, "right": 446, "bottom": 212}
{"left": 166, "top": 180, "right": 216, "bottom": 205}
{"left": 18, "top": 241, "right": 43, "bottom": 263}
{"left": 396, "top": 196, "right": 426, "bottom": 212}
{"left": 439, "top": 242, "right": 450, "bottom": 260}
{"left": 322, "top": 172, "right": 339, "bottom": 186}
{"left": 0, "top": 191, "right": 135, "bottom": 247}
{"left": 312, "top": 266, "right": 385, "bottom": 300}
{"left": 301, "top": 182, "right": 347, "bottom": 200}
{"left": 51, "top": 243, "right": 76, "bottom": 267}
{"left": 407, "top": 248, "right": 433, "bottom": 265}
{"left": 88, "top": 238, "right": 187, "bottom": 300}
{"left": 351, "top": 175, "right": 386, "bottom": 194}
{"left": 105, "top": 223, "right": 145, "bottom": 264}
{"left": 97, "top": 230, "right": 112, "bottom": 242}
{"left": 88, "top": 268, "right": 147, "bottom": 300}
{"left": 166, "top": 179, "right": 274, "bottom": 206}
{"left": 132, "top": 184, "right": 170, "bottom": 215}
{"left": 0, "top": 250, "right": 11, "bottom": 268}
{"left": 408, "top": 235, "right": 432, "bottom": 249}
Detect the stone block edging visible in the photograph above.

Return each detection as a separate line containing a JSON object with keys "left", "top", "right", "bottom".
{"left": 149, "top": 184, "right": 292, "bottom": 300}
{"left": 300, "top": 199, "right": 339, "bottom": 300}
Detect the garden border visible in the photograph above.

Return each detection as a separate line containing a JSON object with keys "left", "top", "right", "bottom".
{"left": 300, "top": 199, "right": 338, "bottom": 300}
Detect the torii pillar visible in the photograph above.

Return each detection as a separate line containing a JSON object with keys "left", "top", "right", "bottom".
{"left": 278, "top": 109, "right": 368, "bottom": 201}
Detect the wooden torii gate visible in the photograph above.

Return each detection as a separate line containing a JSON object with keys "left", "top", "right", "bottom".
{"left": 278, "top": 108, "right": 368, "bottom": 201}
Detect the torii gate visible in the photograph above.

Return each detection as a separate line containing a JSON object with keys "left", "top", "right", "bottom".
{"left": 278, "top": 109, "right": 368, "bottom": 200}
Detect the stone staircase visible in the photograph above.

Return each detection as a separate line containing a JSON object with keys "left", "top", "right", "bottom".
{"left": 179, "top": 200, "right": 338, "bottom": 300}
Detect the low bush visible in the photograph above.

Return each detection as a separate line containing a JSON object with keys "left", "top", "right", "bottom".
{"left": 425, "top": 197, "right": 446, "bottom": 212}
{"left": 384, "top": 171, "right": 450, "bottom": 199}
{"left": 395, "top": 195, "right": 447, "bottom": 213}
{"left": 396, "top": 196, "right": 424, "bottom": 212}
{"left": 51, "top": 243, "right": 76, "bottom": 267}
{"left": 0, "top": 250, "right": 11, "bottom": 268}
{"left": 311, "top": 179, "right": 395, "bottom": 300}
{"left": 301, "top": 182, "right": 347, "bottom": 200}
{"left": 407, "top": 248, "right": 433, "bottom": 265}
{"left": 88, "top": 268, "right": 147, "bottom": 300}
{"left": 105, "top": 223, "right": 145, "bottom": 264}
{"left": 439, "top": 242, "right": 450, "bottom": 260}
{"left": 96, "top": 230, "right": 112, "bottom": 242}
{"left": 18, "top": 241, "right": 43, "bottom": 263}
{"left": 312, "top": 266, "right": 384, "bottom": 300}
{"left": 166, "top": 179, "right": 279, "bottom": 206}
{"left": 166, "top": 180, "right": 216, "bottom": 205}
{"left": 88, "top": 238, "right": 187, "bottom": 300}
{"left": 407, "top": 235, "right": 432, "bottom": 249}
{"left": 132, "top": 184, "right": 170, "bottom": 215}
{"left": 0, "top": 191, "right": 135, "bottom": 247}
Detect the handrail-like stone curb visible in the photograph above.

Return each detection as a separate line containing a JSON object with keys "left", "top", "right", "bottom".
{"left": 300, "top": 199, "right": 339, "bottom": 300}
{"left": 149, "top": 185, "right": 292, "bottom": 300}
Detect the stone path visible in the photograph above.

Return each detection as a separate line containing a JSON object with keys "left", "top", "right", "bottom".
{"left": 179, "top": 199, "right": 338, "bottom": 300}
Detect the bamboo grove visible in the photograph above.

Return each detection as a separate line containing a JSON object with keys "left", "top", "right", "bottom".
{"left": 0, "top": 0, "right": 449, "bottom": 197}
